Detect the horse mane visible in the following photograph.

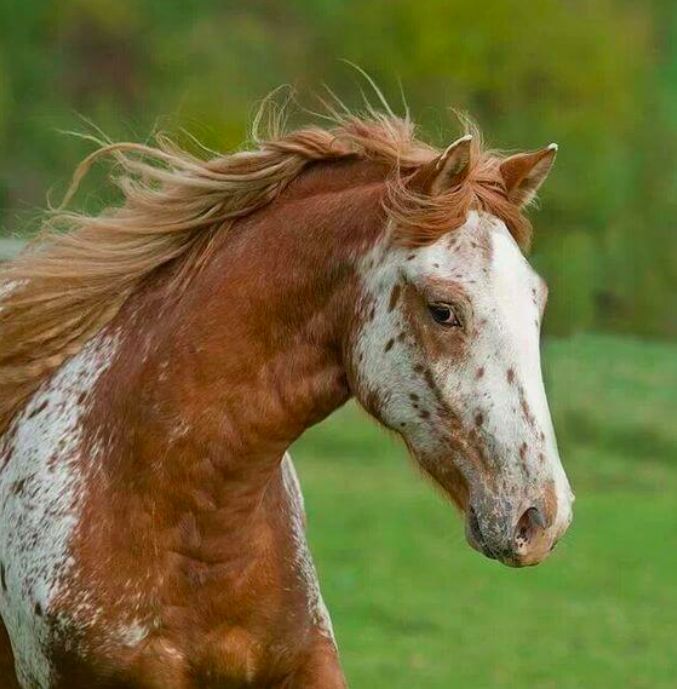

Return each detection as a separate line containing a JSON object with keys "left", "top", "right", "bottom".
{"left": 0, "top": 99, "right": 531, "bottom": 436}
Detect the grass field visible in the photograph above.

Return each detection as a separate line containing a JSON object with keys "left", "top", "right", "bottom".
{"left": 291, "top": 334, "right": 677, "bottom": 689}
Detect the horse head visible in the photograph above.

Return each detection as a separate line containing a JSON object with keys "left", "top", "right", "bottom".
{"left": 347, "top": 136, "right": 574, "bottom": 567}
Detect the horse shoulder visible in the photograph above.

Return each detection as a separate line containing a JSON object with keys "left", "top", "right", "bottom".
{"left": 0, "top": 330, "right": 120, "bottom": 688}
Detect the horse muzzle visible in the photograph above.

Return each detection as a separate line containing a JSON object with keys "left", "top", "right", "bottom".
{"left": 465, "top": 498, "right": 571, "bottom": 568}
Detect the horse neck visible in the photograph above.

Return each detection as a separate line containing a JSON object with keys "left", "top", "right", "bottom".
{"left": 107, "top": 159, "right": 388, "bottom": 498}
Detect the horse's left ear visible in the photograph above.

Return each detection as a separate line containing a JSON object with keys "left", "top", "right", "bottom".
{"left": 499, "top": 143, "right": 558, "bottom": 208}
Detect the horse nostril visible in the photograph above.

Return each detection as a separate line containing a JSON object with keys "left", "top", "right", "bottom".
{"left": 527, "top": 506, "right": 546, "bottom": 529}
{"left": 514, "top": 506, "right": 546, "bottom": 548}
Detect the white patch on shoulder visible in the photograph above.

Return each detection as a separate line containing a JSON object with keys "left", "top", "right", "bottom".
{"left": 281, "top": 454, "right": 336, "bottom": 645}
{"left": 0, "top": 331, "right": 119, "bottom": 689}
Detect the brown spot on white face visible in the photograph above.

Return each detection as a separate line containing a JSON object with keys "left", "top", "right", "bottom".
{"left": 422, "top": 368, "right": 436, "bottom": 392}
{"left": 475, "top": 411, "right": 484, "bottom": 427}
{"left": 476, "top": 367, "right": 485, "bottom": 379}
{"left": 388, "top": 284, "right": 401, "bottom": 312}
{"left": 384, "top": 338, "right": 394, "bottom": 353}
{"left": 27, "top": 400, "right": 48, "bottom": 419}
{"left": 506, "top": 368, "right": 515, "bottom": 384}
{"left": 515, "top": 384, "right": 535, "bottom": 427}
{"left": 10, "top": 478, "right": 26, "bottom": 496}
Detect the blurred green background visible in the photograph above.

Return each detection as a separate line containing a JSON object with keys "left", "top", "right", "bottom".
{"left": 0, "top": 1, "right": 675, "bottom": 687}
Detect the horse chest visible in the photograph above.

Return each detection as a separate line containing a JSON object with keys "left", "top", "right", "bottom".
{"left": 0, "top": 320, "right": 338, "bottom": 688}
{"left": 0, "top": 332, "right": 119, "bottom": 689}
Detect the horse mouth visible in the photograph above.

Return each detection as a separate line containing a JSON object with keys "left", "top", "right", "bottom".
{"left": 465, "top": 506, "right": 499, "bottom": 561}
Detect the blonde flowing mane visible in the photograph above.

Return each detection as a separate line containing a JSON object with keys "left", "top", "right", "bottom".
{"left": 0, "top": 100, "right": 531, "bottom": 436}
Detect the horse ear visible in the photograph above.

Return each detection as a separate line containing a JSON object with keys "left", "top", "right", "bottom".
{"left": 499, "top": 144, "right": 558, "bottom": 208}
{"left": 409, "top": 134, "right": 472, "bottom": 196}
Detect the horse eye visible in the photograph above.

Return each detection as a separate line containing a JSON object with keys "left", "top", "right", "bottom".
{"left": 428, "top": 303, "right": 461, "bottom": 327}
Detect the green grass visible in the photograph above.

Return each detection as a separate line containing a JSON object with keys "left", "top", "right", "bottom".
{"left": 291, "top": 334, "right": 677, "bottom": 688}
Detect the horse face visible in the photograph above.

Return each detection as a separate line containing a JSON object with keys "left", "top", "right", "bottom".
{"left": 350, "top": 211, "right": 573, "bottom": 567}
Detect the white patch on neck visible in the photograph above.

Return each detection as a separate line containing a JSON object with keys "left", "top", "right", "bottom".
{"left": 0, "top": 280, "right": 24, "bottom": 313}
{"left": 281, "top": 454, "right": 336, "bottom": 645}
{"left": 0, "top": 331, "right": 119, "bottom": 689}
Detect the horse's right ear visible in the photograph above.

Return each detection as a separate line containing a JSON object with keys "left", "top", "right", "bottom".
{"left": 408, "top": 135, "right": 472, "bottom": 196}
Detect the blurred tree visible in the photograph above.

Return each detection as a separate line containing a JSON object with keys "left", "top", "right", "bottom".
{"left": 0, "top": 0, "right": 673, "bottom": 338}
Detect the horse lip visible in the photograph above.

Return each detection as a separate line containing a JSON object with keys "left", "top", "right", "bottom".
{"left": 466, "top": 506, "right": 498, "bottom": 561}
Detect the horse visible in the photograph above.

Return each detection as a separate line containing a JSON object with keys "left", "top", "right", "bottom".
{"left": 0, "top": 102, "right": 574, "bottom": 688}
